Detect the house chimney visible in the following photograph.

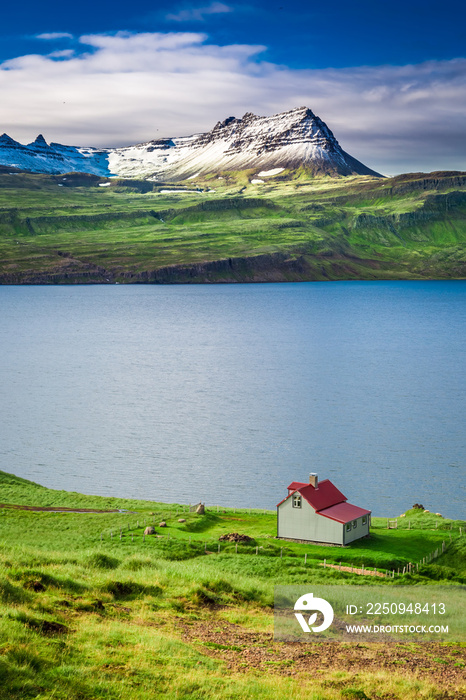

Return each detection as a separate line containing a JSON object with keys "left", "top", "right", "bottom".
{"left": 309, "top": 473, "right": 318, "bottom": 488}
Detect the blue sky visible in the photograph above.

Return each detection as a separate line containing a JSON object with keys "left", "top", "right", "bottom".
{"left": 0, "top": 0, "right": 465, "bottom": 174}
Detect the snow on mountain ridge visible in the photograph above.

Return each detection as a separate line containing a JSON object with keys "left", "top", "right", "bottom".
{"left": 0, "top": 107, "right": 382, "bottom": 179}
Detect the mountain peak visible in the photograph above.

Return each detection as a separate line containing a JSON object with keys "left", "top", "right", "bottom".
{"left": 0, "top": 106, "right": 382, "bottom": 179}
{"left": 0, "top": 133, "right": 20, "bottom": 146}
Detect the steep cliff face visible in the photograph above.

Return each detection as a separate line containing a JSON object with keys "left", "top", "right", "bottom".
{"left": 2, "top": 169, "right": 463, "bottom": 285}
{"left": 0, "top": 107, "right": 381, "bottom": 180}
{"left": 0, "top": 250, "right": 400, "bottom": 285}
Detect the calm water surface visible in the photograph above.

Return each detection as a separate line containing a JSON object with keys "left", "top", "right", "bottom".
{"left": 0, "top": 281, "right": 464, "bottom": 519}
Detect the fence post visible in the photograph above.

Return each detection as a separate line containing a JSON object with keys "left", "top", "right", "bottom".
{"left": 111, "top": 531, "right": 113, "bottom": 539}
{"left": 280, "top": 548, "right": 283, "bottom": 558}
{"left": 235, "top": 543, "right": 238, "bottom": 554}
{"left": 324, "top": 559, "right": 326, "bottom": 568}
{"left": 131, "top": 533, "right": 133, "bottom": 543}
{"left": 100, "top": 533, "right": 103, "bottom": 542}
{"left": 305, "top": 553, "right": 307, "bottom": 564}
{"left": 218, "top": 543, "right": 220, "bottom": 554}
{"left": 256, "top": 546, "right": 258, "bottom": 555}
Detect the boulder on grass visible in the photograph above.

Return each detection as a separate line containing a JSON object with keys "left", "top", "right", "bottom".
{"left": 196, "top": 504, "right": 205, "bottom": 515}
{"left": 159, "top": 521, "right": 167, "bottom": 527}
{"left": 144, "top": 526, "right": 155, "bottom": 535}
{"left": 178, "top": 518, "right": 186, "bottom": 523}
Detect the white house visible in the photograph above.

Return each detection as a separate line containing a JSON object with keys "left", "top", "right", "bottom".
{"left": 277, "top": 473, "right": 371, "bottom": 545}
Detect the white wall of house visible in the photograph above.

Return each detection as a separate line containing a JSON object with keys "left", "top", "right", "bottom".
{"left": 342, "top": 515, "right": 370, "bottom": 544}
{"left": 277, "top": 495, "right": 344, "bottom": 545}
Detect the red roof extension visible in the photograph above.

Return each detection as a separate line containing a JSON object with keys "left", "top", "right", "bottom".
{"left": 318, "top": 502, "right": 371, "bottom": 524}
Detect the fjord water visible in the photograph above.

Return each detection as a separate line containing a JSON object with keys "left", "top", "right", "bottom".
{"left": 0, "top": 281, "right": 464, "bottom": 519}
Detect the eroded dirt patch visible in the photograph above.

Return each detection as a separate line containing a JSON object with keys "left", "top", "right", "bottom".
{"left": 176, "top": 616, "right": 466, "bottom": 692}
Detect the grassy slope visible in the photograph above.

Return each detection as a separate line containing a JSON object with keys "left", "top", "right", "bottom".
{"left": 0, "top": 170, "right": 465, "bottom": 282}
{"left": 0, "top": 469, "right": 465, "bottom": 699}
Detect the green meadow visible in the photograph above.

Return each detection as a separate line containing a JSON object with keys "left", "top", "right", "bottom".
{"left": 0, "top": 169, "right": 465, "bottom": 283}
{"left": 0, "top": 469, "right": 465, "bottom": 699}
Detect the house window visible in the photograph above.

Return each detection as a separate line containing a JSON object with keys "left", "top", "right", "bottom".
{"left": 346, "top": 523, "right": 351, "bottom": 532}
{"left": 292, "top": 494, "right": 302, "bottom": 508}
{"left": 362, "top": 516, "right": 367, "bottom": 525}
{"left": 353, "top": 520, "right": 358, "bottom": 529}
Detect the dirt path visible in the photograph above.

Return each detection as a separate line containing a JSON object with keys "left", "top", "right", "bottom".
{"left": 0, "top": 503, "right": 123, "bottom": 513}
{"left": 319, "top": 562, "right": 387, "bottom": 577}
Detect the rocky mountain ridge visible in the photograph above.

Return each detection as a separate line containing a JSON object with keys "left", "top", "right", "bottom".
{"left": 0, "top": 107, "right": 381, "bottom": 180}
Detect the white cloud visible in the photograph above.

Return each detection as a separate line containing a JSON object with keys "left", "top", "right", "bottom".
{"left": 166, "top": 3, "right": 233, "bottom": 22}
{"left": 48, "top": 50, "right": 75, "bottom": 59}
{"left": 36, "top": 32, "right": 74, "bottom": 40}
{"left": 1, "top": 31, "right": 465, "bottom": 174}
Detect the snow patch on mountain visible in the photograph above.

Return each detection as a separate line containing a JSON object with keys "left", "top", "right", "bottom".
{"left": 257, "top": 168, "right": 285, "bottom": 177}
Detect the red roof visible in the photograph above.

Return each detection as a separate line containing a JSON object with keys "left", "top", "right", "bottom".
{"left": 278, "top": 478, "right": 347, "bottom": 510}
{"left": 318, "top": 501, "right": 371, "bottom": 524}
{"left": 299, "top": 479, "right": 346, "bottom": 511}
{"left": 287, "top": 481, "right": 307, "bottom": 491}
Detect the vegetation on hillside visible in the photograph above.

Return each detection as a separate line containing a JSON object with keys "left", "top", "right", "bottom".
{"left": 0, "top": 469, "right": 465, "bottom": 699}
{"left": 0, "top": 169, "right": 465, "bottom": 283}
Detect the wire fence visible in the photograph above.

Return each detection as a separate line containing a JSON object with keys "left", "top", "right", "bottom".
{"left": 100, "top": 517, "right": 463, "bottom": 579}
{"left": 373, "top": 517, "right": 464, "bottom": 533}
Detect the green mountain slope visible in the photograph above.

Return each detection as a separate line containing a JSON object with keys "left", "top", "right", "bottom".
{"left": 0, "top": 169, "right": 465, "bottom": 283}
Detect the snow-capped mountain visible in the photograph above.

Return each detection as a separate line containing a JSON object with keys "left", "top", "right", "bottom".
{"left": 0, "top": 107, "right": 381, "bottom": 180}
{"left": 0, "top": 133, "right": 109, "bottom": 176}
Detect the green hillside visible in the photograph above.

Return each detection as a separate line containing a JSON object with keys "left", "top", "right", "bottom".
{"left": 0, "top": 169, "right": 465, "bottom": 283}
{"left": 0, "top": 469, "right": 465, "bottom": 699}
